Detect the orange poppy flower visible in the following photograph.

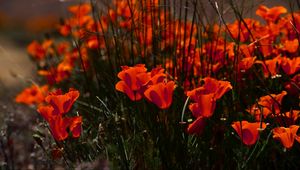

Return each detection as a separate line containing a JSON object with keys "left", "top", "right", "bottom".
{"left": 144, "top": 81, "right": 175, "bottom": 109}
{"left": 227, "top": 19, "right": 258, "bottom": 42}
{"left": 285, "top": 74, "right": 300, "bottom": 96}
{"left": 45, "top": 89, "right": 80, "bottom": 115}
{"left": 56, "top": 41, "right": 70, "bottom": 55}
{"left": 68, "top": 3, "right": 91, "bottom": 17}
{"left": 273, "top": 125, "right": 300, "bottom": 149}
{"left": 188, "top": 93, "right": 216, "bottom": 118}
{"left": 15, "top": 85, "right": 48, "bottom": 105}
{"left": 232, "top": 121, "right": 267, "bottom": 146}
{"left": 187, "top": 116, "right": 206, "bottom": 135}
{"left": 68, "top": 15, "right": 93, "bottom": 28}
{"left": 27, "top": 41, "right": 45, "bottom": 59}
{"left": 247, "top": 91, "right": 287, "bottom": 121}
{"left": 69, "top": 116, "right": 82, "bottom": 138}
{"left": 256, "top": 5, "right": 287, "bottom": 22}
{"left": 200, "top": 77, "right": 233, "bottom": 100}
{"left": 283, "top": 39, "right": 299, "bottom": 53}
{"left": 86, "top": 36, "right": 106, "bottom": 49}
{"left": 115, "top": 64, "right": 149, "bottom": 101}
{"left": 187, "top": 77, "right": 232, "bottom": 118}
{"left": 58, "top": 24, "right": 71, "bottom": 37}
{"left": 38, "top": 57, "right": 75, "bottom": 85}
{"left": 257, "top": 38, "right": 275, "bottom": 58}
{"left": 275, "top": 110, "right": 300, "bottom": 127}
{"left": 27, "top": 40, "right": 53, "bottom": 60}
{"left": 240, "top": 44, "right": 254, "bottom": 58}
{"left": 37, "top": 89, "right": 82, "bottom": 141}
{"left": 146, "top": 66, "right": 167, "bottom": 85}
{"left": 38, "top": 105, "right": 55, "bottom": 122}
{"left": 280, "top": 57, "right": 300, "bottom": 75}
{"left": 48, "top": 115, "right": 82, "bottom": 141}
{"left": 256, "top": 56, "right": 282, "bottom": 78}
{"left": 186, "top": 78, "right": 232, "bottom": 135}
{"left": 49, "top": 115, "right": 71, "bottom": 141}
{"left": 115, "top": 0, "right": 134, "bottom": 19}
{"left": 238, "top": 56, "right": 256, "bottom": 71}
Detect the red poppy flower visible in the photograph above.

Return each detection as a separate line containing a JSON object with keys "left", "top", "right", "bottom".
{"left": 188, "top": 78, "right": 232, "bottom": 98}
{"left": 38, "top": 105, "right": 55, "bottom": 122}
{"left": 69, "top": 116, "right": 82, "bottom": 138}
{"left": 115, "top": 64, "right": 149, "bottom": 101}
{"left": 49, "top": 115, "right": 82, "bottom": 141}
{"left": 37, "top": 89, "right": 82, "bottom": 141}
{"left": 45, "top": 89, "right": 80, "bottom": 115}
{"left": 273, "top": 125, "right": 300, "bottom": 149}
{"left": 147, "top": 66, "right": 167, "bottom": 85}
{"left": 144, "top": 81, "right": 175, "bottom": 109}
{"left": 232, "top": 121, "right": 267, "bottom": 146}
{"left": 188, "top": 93, "right": 216, "bottom": 118}
{"left": 49, "top": 116, "right": 71, "bottom": 141}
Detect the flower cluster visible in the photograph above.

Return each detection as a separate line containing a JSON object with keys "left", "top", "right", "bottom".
{"left": 186, "top": 77, "right": 232, "bottom": 134}
{"left": 115, "top": 64, "right": 175, "bottom": 109}
{"left": 37, "top": 89, "right": 82, "bottom": 141}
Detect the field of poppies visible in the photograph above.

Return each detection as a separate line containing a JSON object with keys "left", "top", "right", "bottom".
{"left": 3, "top": 0, "right": 300, "bottom": 169}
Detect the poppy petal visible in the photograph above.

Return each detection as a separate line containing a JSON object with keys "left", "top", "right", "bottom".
{"left": 187, "top": 116, "right": 206, "bottom": 135}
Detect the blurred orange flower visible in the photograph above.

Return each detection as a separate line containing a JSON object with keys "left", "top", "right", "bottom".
{"left": 27, "top": 40, "right": 53, "bottom": 60}
{"left": 283, "top": 39, "right": 299, "bottom": 53}
{"left": 68, "top": 3, "right": 92, "bottom": 17}
{"left": 15, "top": 85, "right": 48, "bottom": 105}
{"left": 256, "top": 5, "right": 287, "bottom": 22}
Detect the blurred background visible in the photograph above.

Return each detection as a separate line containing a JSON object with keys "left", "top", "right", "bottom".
{"left": 0, "top": 0, "right": 82, "bottom": 95}
{"left": 0, "top": 1, "right": 89, "bottom": 168}
{"left": 0, "top": 0, "right": 290, "bottom": 100}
